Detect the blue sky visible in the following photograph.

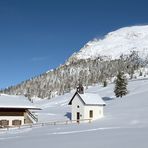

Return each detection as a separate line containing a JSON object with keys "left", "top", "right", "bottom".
{"left": 0, "top": 0, "right": 148, "bottom": 89}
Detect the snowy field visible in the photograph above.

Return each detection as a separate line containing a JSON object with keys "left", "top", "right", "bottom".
{"left": 1, "top": 79, "right": 148, "bottom": 148}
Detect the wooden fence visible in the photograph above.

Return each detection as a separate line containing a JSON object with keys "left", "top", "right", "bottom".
{"left": 0, "top": 119, "right": 92, "bottom": 132}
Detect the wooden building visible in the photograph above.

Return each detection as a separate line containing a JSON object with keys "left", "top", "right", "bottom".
{"left": 0, "top": 94, "right": 40, "bottom": 127}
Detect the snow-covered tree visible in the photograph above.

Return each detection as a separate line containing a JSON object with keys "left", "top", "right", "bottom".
{"left": 114, "top": 71, "right": 128, "bottom": 98}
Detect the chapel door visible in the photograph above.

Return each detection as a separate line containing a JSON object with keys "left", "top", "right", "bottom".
{"left": 77, "top": 112, "right": 80, "bottom": 123}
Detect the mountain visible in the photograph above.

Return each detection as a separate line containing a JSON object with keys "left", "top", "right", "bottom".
{"left": 68, "top": 25, "right": 148, "bottom": 63}
{"left": 1, "top": 25, "right": 148, "bottom": 99}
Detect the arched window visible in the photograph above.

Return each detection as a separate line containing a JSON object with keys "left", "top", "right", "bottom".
{"left": 89, "top": 110, "right": 93, "bottom": 118}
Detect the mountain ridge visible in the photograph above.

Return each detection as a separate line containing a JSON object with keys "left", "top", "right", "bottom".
{"left": 67, "top": 25, "right": 148, "bottom": 63}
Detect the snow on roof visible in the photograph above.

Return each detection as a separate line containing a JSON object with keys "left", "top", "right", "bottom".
{"left": 79, "top": 93, "right": 106, "bottom": 105}
{"left": 0, "top": 94, "right": 40, "bottom": 110}
{"left": 69, "top": 92, "right": 106, "bottom": 106}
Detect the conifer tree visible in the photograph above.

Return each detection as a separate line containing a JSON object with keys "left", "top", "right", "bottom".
{"left": 114, "top": 71, "right": 128, "bottom": 98}
{"left": 139, "top": 71, "right": 143, "bottom": 76}
{"left": 103, "top": 80, "right": 107, "bottom": 87}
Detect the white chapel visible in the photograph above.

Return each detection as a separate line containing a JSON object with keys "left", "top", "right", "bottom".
{"left": 68, "top": 84, "right": 106, "bottom": 121}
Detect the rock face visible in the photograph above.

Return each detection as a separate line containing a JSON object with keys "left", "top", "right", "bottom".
{"left": 68, "top": 25, "right": 148, "bottom": 63}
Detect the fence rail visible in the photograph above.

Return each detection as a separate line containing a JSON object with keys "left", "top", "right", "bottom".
{"left": 0, "top": 119, "right": 92, "bottom": 132}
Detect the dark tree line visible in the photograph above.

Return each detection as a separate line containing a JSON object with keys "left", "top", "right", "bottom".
{"left": 0, "top": 51, "right": 146, "bottom": 99}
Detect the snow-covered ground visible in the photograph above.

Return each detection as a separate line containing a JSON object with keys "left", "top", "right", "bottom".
{"left": 1, "top": 79, "right": 148, "bottom": 148}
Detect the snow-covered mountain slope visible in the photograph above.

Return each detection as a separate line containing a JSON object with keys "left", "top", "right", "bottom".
{"left": 1, "top": 79, "right": 148, "bottom": 148}
{"left": 68, "top": 25, "right": 148, "bottom": 62}
{"left": 2, "top": 25, "right": 148, "bottom": 99}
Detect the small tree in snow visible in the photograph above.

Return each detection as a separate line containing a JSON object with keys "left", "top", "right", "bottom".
{"left": 103, "top": 80, "right": 107, "bottom": 87}
{"left": 139, "top": 71, "right": 143, "bottom": 76}
{"left": 114, "top": 71, "right": 128, "bottom": 98}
